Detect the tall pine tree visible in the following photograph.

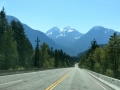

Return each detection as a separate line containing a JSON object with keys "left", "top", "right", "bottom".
{"left": 11, "top": 20, "right": 33, "bottom": 68}
{"left": 3, "top": 26, "right": 18, "bottom": 69}
{"left": 108, "top": 32, "right": 120, "bottom": 78}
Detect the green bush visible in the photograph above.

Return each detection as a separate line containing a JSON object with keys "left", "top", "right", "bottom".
{"left": 105, "top": 69, "right": 114, "bottom": 77}
{"left": 94, "top": 63, "right": 102, "bottom": 74}
{"left": 43, "top": 60, "right": 50, "bottom": 68}
{"left": 17, "top": 66, "right": 25, "bottom": 70}
{"left": 9, "top": 68, "right": 13, "bottom": 70}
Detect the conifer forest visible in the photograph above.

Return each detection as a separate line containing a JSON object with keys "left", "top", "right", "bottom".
{"left": 0, "top": 8, "right": 74, "bottom": 70}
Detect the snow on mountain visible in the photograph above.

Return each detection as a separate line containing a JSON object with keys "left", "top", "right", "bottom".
{"left": 46, "top": 26, "right": 83, "bottom": 47}
{"left": 74, "top": 37, "right": 80, "bottom": 39}
{"left": 68, "top": 29, "right": 74, "bottom": 32}
{"left": 47, "top": 32, "right": 52, "bottom": 36}
{"left": 46, "top": 26, "right": 83, "bottom": 38}
{"left": 90, "top": 26, "right": 113, "bottom": 34}
{"left": 61, "top": 26, "right": 74, "bottom": 32}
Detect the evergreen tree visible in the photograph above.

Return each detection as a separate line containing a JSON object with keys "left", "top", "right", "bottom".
{"left": 59, "top": 49, "right": 64, "bottom": 66}
{"left": 40, "top": 42, "right": 50, "bottom": 68}
{"left": 35, "top": 37, "right": 40, "bottom": 68}
{"left": 0, "top": 7, "right": 7, "bottom": 36}
{"left": 3, "top": 26, "right": 18, "bottom": 69}
{"left": 0, "top": 7, "right": 8, "bottom": 55}
{"left": 89, "top": 39, "right": 99, "bottom": 70}
{"left": 93, "top": 47, "right": 103, "bottom": 73}
{"left": 108, "top": 32, "right": 120, "bottom": 78}
{"left": 11, "top": 20, "right": 33, "bottom": 68}
{"left": 54, "top": 49, "right": 59, "bottom": 68}
{"left": 102, "top": 45, "right": 110, "bottom": 74}
{"left": 0, "top": 54, "right": 5, "bottom": 69}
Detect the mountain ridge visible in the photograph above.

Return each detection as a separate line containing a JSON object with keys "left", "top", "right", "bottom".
{"left": 6, "top": 15, "right": 120, "bottom": 56}
{"left": 6, "top": 15, "right": 77, "bottom": 56}
{"left": 70, "top": 26, "right": 120, "bottom": 53}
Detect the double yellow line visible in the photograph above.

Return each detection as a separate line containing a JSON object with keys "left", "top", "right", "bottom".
{"left": 46, "top": 69, "right": 73, "bottom": 90}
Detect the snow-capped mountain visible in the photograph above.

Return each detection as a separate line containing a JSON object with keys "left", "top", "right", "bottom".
{"left": 46, "top": 26, "right": 83, "bottom": 47}
{"left": 46, "top": 27, "right": 60, "bottom": 39}
{"left": 70, "top": 26, "right": 120, "bottom": 53}
{"left": 60, "top": 26, "right": 82, "bottom": 40}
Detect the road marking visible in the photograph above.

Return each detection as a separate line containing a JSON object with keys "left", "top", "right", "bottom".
{"left": 87, "top": 73, "right": 107, "bottom": 90}
{"left": 0, "top": 79, "right": 23, "bottom": 86}
{"left": 39, "top": 74, "right": 46, "bottom": 76}
{"left": 46, "top": 69, "right": 73, "bottom": 90}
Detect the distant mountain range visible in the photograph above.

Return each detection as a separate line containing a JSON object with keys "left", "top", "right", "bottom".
{"left": 46, "top": 26, "right": 83, "bottom": 47}
{"left": 46, "top": 26, "right": 119, "bottom": 53}
{"left": 6, "top": 15, "right": 77, "bottom": 56}
{"left": 70, "top": 26, "right": 120, "bottom": 53}
{"left": 6, "top": 15, "right": 119, "bottom": 56}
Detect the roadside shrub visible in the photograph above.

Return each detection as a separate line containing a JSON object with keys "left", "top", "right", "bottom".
{"left": 94, "top": 63, "right": 102, "bottom": 74}
{"left": 105, "top": 69, "right": 114, "bottom": 77}
{"left": 17, "top": 66, "right": 25, "bottom": 70}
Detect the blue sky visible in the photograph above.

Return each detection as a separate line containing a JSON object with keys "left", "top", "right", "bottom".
{"left": 0, "top": 0, "right": 120, "bottom": 33}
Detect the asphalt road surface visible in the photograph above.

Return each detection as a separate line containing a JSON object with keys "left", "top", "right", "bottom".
{"left": 0, "top": 65, "right": 114, "bottom": 90}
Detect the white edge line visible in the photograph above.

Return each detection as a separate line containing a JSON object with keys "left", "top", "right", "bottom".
{"left": 0, "top": 79, "right": 23, "bottom": 86}
{"left": 88, "top": 74, "right": 107, "bottom": 90}
{"left": 83, "top": 70, "right": 107, "bottom": 90}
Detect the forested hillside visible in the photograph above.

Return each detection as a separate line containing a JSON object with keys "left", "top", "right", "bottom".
{"left": 0, "top": 8, "right": 74, "bottom": 70}
{"left": 79, "top": 33, "right": 120, "bottom": 79}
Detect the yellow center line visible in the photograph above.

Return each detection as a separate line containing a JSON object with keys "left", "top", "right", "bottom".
{"left": 45, "top": 69, "right": 74, "bottom": 90}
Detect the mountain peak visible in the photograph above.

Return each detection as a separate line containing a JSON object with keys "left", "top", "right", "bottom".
{"left": 90, "top": 26, "right": 115, "bottom": 32}
{"left": 50, "top": 26, "right": 60, "bottom": 31}
{"left": 87, "top": 26, "right": 116, "bottom": 36}
{"left": 46, "top": 26, "right": 83, "bottom": 47}
{"left": 89, "top": 26, "right": 111, "bottom": 33}
{"left": 91, "top": 26, "right": 104, "bottom": 30}
{"left": 64, "top": 26, "right": 73, "bottom": 29}
{"left": 60, "top": 26, "right": 75, "bottom": 32}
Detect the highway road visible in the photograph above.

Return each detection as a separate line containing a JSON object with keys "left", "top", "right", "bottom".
{"left": 0, "top": 65, "right": 114, "bottom": 90}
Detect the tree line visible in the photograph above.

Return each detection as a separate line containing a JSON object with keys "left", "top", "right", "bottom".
{"left": 34, "top": 39, "right": 74, "bottom": 68}
{"left": 79, "top": 33, "right": 120, "bottom": 79}
{"left": 0, "top": 8, "right": 74, "bottom": 70}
